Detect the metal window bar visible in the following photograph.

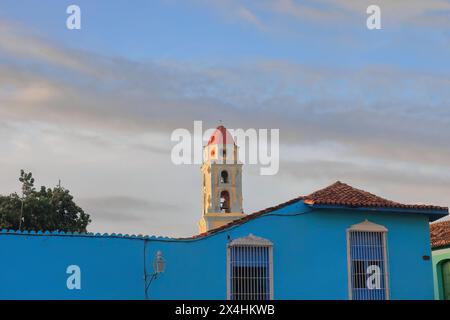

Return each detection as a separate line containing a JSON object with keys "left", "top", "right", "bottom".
{"left": 229, "top": 244, "right": 272, "bottom": 300}
{"left": 349, "top": 230, "right": 388, "bottom": 300}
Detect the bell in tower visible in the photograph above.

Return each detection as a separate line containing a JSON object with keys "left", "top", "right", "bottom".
{"left": 198, "top": 125, "right": 245, "bottom": 233}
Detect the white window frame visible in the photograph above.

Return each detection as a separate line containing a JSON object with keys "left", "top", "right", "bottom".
{"left": 226, "top": 234, "right": 274, "bottom": 300}
{"left": 346, "top": 220, "right": 390, "bottom": 300}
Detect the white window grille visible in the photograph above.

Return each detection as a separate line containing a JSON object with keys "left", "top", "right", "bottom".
{"left": 227, "top": 234, "right": 274, "bottom": 300}
{"left": 347, "top": 220, "right": 389, "bottom": 300}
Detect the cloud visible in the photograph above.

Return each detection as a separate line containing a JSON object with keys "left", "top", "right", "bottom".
{"left": 0, "top": 20, "right": 449, "bottom": 235}
{"left": 192, "top": 0, "right": 450, "bottom": 32}
{"left": 79, "top": 196, "right": 180, "bottom": 222}
{"left": 237, "top": 6, "right": 268, "bottom": 31}
{"left": 2, "top": 22, "right": 450, "bottom": 166}
{"left": 0, "top": 121, "right": 199, "bottom": 237}
{"left": 327, "top": 0, "right": 450, "bottom": 26}
{"left": 0, "top": 22, "right": 103, "bottom": 76}
{"left": 272, "top": 0, "right": 345, "bottom": 23}
{"left": 78, "top": 195, "right": 194, "bottom": 236}
{"left": 276, "top": 158, "right": 450, "bottom": 215}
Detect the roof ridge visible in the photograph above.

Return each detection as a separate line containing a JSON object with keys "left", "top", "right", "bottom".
{"left": 306, "top": 181, "right": 397, "bottom": 203}
{"left": 304, "top": 181, "right": 447, "bottom": 211}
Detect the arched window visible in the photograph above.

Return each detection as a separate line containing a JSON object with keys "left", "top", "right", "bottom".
{"left": 220, "top": 170, "right": 229, "bottom": 184}
{"left": 227, "top": 234, "right": 274, "bottom": 300}
{"left": 219, "top": 191, "right": 230, "bottom": 213}
{"left": 347, "top": 220, "right": 389, "bottom": 300}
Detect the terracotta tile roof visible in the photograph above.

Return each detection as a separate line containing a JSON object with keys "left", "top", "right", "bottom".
{"left": 189, "top": 181, "right": 448, "bottom": 239}
{"left": 304, "top": 181, "right": 448, "bottom": 211}
{"left": 430, "top": 220, "right": 450, "bottom": 249}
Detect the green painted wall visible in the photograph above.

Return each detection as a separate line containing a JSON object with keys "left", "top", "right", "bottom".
{"left": 432, "top": 246, "right": 450, "bottom": 300}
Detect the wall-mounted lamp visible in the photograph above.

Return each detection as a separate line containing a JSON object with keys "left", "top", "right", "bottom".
{"left": 145, "top": 250, "right": 166, "bottom": 299}
{"left": 153, "top": 250, "right": 166, "bottom": 274}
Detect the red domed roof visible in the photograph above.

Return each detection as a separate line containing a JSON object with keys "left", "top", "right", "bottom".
{"left": 207, "top": 125, "right": 236, "bottom": 146}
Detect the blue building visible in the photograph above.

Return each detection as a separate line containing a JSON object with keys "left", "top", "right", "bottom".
{"left": 0, "top": 127, "right": 447, "bottom": 300}
{"left": 0, "top": 181, "right": 447, "bottom": 300}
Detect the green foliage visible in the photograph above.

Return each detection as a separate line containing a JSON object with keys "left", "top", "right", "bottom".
{"left": 0, "top": 170, "right": 91, "bottom": 232}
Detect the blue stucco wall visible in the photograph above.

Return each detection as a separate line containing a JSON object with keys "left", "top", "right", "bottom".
{"left": 0, "top": 235, "right": 144, "bottom": 299}
{"left": 148, "top": 202, "right": 434, "bottom": 300}
{"left": 0, "top": 200, "right": 435, "bottom": 299}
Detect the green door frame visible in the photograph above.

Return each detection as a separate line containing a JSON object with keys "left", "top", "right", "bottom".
{"left": 442, "top": 260, "right": 450, "bottom": 300}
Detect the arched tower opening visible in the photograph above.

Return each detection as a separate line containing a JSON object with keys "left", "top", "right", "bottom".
{"left": 220, "top": 191, "right": 230, "bottom": 213}
{"left": 221, "top": 170, "right": 229, "bottom": 184}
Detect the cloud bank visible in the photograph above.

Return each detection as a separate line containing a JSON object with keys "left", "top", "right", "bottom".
{"left": 0, "top": 15, "right": 449, "bottom": 235}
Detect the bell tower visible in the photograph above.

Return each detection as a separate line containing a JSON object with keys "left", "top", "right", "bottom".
{"left": 198, "top": 125, "right": 245, "bottom": 233}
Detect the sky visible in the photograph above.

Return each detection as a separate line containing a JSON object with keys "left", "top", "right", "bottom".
{"left": 0, "top": 0, "right": 449, "bottom": 237}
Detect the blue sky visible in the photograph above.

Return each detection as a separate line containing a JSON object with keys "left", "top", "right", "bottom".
{"left": 0, "top": 0, "right": 449, "bottom": 236}
{"left": 2, "top": 0, "right": 449, "bottom": 70}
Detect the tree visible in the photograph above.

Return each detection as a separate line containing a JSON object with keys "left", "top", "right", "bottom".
{"left": 0, "top": 170, "right": 91, "bottom": 232}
